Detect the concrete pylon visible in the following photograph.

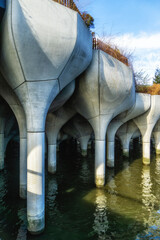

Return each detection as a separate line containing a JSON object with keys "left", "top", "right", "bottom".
{"left": 153, "top": 119, "right": 160, "bottom": 156}
{"left": 107, "top": 93, "right": 150, "bottom": 167}
{"left": 117, "top": 121, "right": 139, "bottom": 157}
{"left": 72, "top": 50, "right": 136, "bottom": 187}
{"left": 134, "top": 95, "right": 160, "bottom": 165}
{"left": 46, "top": 104, "right": 76, "bottom": 174}
{"left": 0, "top": 0, "right": 92, "bottom": 234}
{"left": 62, "top": 114, "right": 93, "bottom": 157}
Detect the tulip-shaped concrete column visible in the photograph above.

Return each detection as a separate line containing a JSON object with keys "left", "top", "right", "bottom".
{"left": 62, "top": 114, "right": 93, "bottom": 157}
{"left": 117, "top": 121, "right": 140, "bottom": 157}
{"left": 0, "top": 0, "right": 92, "bottom": 233}
{"left": 134, "top": 95, "right": 160, "bottom": 165}
{"left": 46, "top": 104, "right": 75, "bottom": 174}
{"left": 72, "top": 50, "right": 136, "bottom": 187}
{"left": 107, "top": 93, "right": 150, "bottom": 167}
{"left": 153, "top": 119, "right": 160, "bottom": 156}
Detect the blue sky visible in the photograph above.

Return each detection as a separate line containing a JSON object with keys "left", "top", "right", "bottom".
{"left": 76, "top": 0, "right": 160, "bottom": 82}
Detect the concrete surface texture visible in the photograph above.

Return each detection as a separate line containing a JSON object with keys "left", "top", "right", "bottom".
{"left": 72, "top": 50, "right": 136, "bottom": 187}
{"left": 0, "top": 0, "right": 92, "bottom": 234}
{"left": 134, "top": 95, "right": 160, "bottom": 165}
{"left": 107, "top": 93, "right": 151, "bottom": 167}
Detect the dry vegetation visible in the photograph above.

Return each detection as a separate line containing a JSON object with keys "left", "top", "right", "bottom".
{"left": 136, "top": 84, "right": 160, "bottom": 95}
{"left": 53, "top": 0, "right": 131, "bottom": 66}
{"left": 93, "top": 38, "right": 131, "bottom": 66}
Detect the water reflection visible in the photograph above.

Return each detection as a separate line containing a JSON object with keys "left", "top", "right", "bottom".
{"left": 16, "top": 208, "right": 27, "bottom": 240}
{"left": 93, "top": 189, "right": 109, "bottom": 240}
{"left": 107, "top": 169, "right": 117, "bottom": 207}
{"left": 136, "top": 165, "right": 159, "bottom": 239}
{"left": 79, "top": 158, "right": 91, "bottom": 184}
{"left": 47, "top": 177, "right": 58, "bottom": 215}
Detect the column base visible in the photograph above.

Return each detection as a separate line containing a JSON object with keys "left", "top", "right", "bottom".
{"left": 20, "top": 184, "right": 27, "bottom": 199}
{"left": 88, "top": 142, "right": 92, "bottom": 149}
{"left": 48, "top": 165, "right": 56, "bottom": 174}
{"left": 0, "top": 161, "right": 4, "bottom": 170}
{"left": 123, "top": 149, "right": 129, "bottom": 158}
{"left": 107, "top": 159, "right": 114, "bottom": 168}
{"left": 156, "top": 149, "right": 160, "bottom": 156}
{"left": 28, "top": 213, "right": 45, "bottom": 235}
{"left": 81, "top": 149, "right": 87, "bottom": 157}
{"left": 95, "top": 176, "right": 105, "bottom": 188}
{"left": 143, "top": 157, "right": 150, "bottom": 165}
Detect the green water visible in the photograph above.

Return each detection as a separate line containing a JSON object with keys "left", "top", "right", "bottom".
{"left": 0, "top": 141, "right": 160, "bottom": 240}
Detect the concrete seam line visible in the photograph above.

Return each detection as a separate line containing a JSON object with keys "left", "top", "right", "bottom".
{"left": 11, "top": 0, "right": 26, "bottom": 82}
{"left": 25, "top": 79, "right": 58, "bottom": 82}
{"left": 13, "top": 81, "right": 25, "bottom": 91}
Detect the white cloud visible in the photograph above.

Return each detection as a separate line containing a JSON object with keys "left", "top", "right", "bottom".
{"left": 101, "top": 32, "right": 160, "bottom": 82}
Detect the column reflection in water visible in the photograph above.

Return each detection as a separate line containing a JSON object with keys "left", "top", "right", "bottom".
{"left": 137, "top": 165, "right": 158, "bottom": 239}
{"left": 80, "top": 158, "right": 91, "bottom": 184}
{"left": 93, "top": 189, "right": 109, "bottom": 240}
{"left": 47, "top": 177, "right": 58, "bottom": 215}
{"left": 16, "top": 208, "right": 27, "bottom": 240}
{"left": 107, "top": 169, "right": 117, "bottom": 206}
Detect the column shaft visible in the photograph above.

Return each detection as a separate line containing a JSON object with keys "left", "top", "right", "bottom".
{"left": 48, "top": 144, "right": 57, "bottom": 174}
{"left": 27, "top": 132, "right": 45, "bottom": 234}
{"left": 95, "top": 140, "right": 106, "bottom": 187}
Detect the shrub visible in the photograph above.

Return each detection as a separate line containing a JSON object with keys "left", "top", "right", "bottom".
{"left": 136, "top": 84, "right": 160, "bottom": 95}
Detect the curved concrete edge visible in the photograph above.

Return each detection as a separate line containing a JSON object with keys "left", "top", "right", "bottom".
{"left": 49, "top": 80, "right": 75, "bottom": 113}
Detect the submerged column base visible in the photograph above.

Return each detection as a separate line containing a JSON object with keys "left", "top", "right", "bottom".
{"left": 95, "top": 176, "right": 105, "bottom": 188}
{"left": 143, "top": 157, "right": 150, "bottom": 165}
{"left": 107, "top": 159, "right": 114, "bottom": 168}
{"left": 81, "top": 149, "right": 87, "bottom": 157}
{"left": 0, "top": 160, "right": 4, "bottom": 170}
{"left": 143, "top": 142, "right": 150, "bottom": 165}
{"left": 28, "top": 212, "right": 45, "bottom": 235}
{"left": 48, "top": 144, "right": 56, "bottom": 174}
{"left": 156, "top": 148, "right": 160, "bottom": 156}
{"left": 123, "top": 149, "right": 129, "bottom": 158}
{"left": 20, "top": 184, "right": 27, "bottom": 199}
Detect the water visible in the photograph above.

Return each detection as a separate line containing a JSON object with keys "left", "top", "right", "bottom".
{"left": 0, "top": 140, "right": 160, "bottom": 239}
